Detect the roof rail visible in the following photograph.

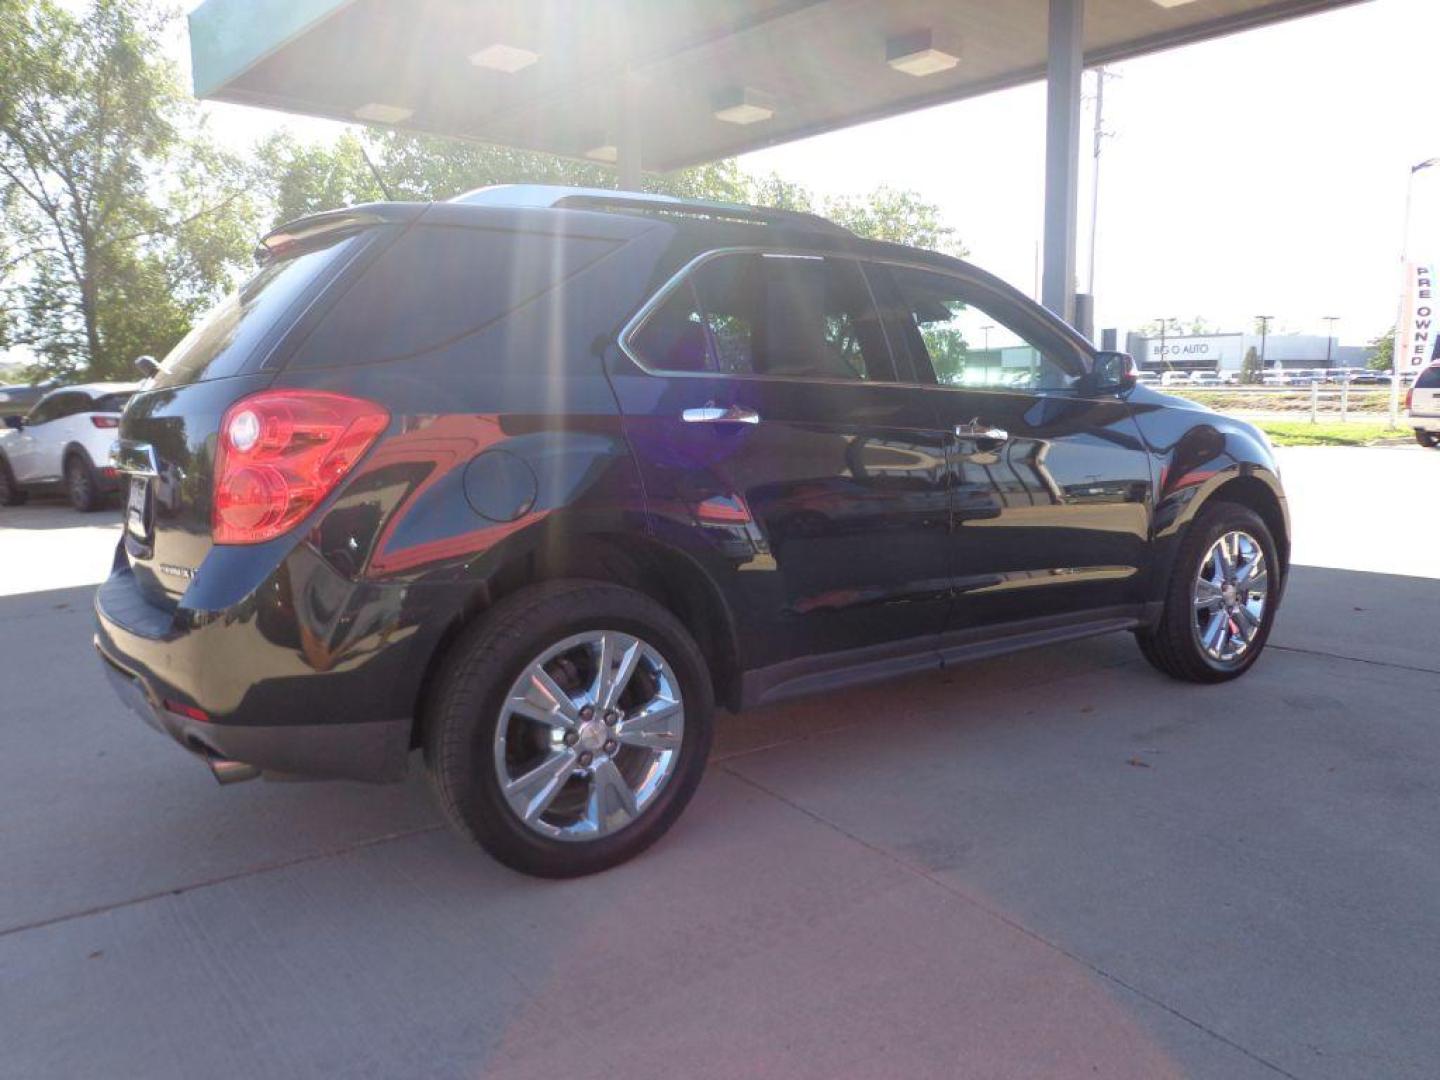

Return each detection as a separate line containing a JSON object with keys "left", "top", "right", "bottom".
{"left": 449, "top": 184, "right": 850, "bottom": 235}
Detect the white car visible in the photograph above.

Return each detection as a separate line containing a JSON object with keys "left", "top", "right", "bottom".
{"left": 0, "top": 382, "right": 138, "bottom": 510}
{"left": 1409, "top": 366, "right": 1440, "bottom": 449}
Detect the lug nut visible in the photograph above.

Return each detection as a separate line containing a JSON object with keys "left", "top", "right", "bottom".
{"left": 604, "top": 740, "right": 618, "bottom": 755}
{"left": 604, "top": 710, "right": 618, "bottom": 726}
{"left": 578, "top": 751, "right": 593, "bottom": 767}
{"left": 563, "top": 731, "right": 579, "bottom": 747}
{"left": 580, "top": 705, "right": 594, "bottom": 721}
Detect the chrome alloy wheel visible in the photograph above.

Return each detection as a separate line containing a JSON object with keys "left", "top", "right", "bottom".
{"left": 494, "top": 630, "right": 685, "bottom": 842}
{"left": 1192, "top": 530, "right": 1269, "bottom": 665}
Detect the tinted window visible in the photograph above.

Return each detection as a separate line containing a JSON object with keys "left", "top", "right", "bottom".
{"left": 91, "top": 392, "right": 134, "bottom": 413}
{"left": 28, "top": 392, "right": 82, "bottom": 424}
{"left": 295, "top": 225, "right": 618, "bottom": 368}
{"left": 1416, "top": 366, "right": 1440, "bottom": 389}
{"left": 153, "top": 231, "right": 362, "bottom": 387}
{"left": 883, "top": 267, "right": 1078, "bottom": 391}
{"left": 630, "top": 253, "right": 893, "bottom": 381}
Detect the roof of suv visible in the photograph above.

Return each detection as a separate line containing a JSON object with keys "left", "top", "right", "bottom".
{"left": 41, "top": 382, "right": 139, "bottom": 398}
{"left": 449, "top": 185, "right": 852, "bottom": 236}
{"left": 259, "top": 184, "right": 855, "bottom": 257}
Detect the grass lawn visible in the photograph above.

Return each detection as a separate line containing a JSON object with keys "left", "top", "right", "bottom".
{"left": 1255, "top": 421, "right": 1414, "bottom": 447}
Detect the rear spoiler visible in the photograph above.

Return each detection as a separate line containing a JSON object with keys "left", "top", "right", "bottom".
{"left": 254, "top": 204, "right": 424, "bottom": 262}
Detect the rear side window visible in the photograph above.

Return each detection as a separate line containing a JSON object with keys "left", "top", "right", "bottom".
{"left": 91, "top": 392, "right": 133, "bottom": 412}
{"left": 292, "top": 225, "right": 618, "bottom": 368}
{"left": 1416, "top": 366, "right": 1440, "bottom": 389}
{"left": 27, "top": 392, "right": 79, "bottom": 424}
{"left": 153, "top": 231, "right": 362, "bottom": 387}
{"left": 628, "top": 252, "right": 894, "bottom": 381}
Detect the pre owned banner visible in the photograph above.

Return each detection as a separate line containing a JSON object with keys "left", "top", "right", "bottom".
{"left": 1397, "top": 261, "right": 1436, "bottom": 371}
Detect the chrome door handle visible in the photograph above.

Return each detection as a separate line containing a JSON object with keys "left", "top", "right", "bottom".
{"left": 682, "top": 405, "right": 760, "bottom": 425}
{"left": 954, "top": 421, "right": 1009, "bottom": 443}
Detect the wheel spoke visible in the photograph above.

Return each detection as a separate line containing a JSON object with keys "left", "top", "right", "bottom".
{"left": 1243, "top": 569, "right": 1269, "bottom": 597}
{"left": 1233, "top": 602, "right": 1261, "bottom": 639}
{"left": 508, "top": 666, "right": 581, "bottom": 729}
{"left": 616, "top": 699, "right": 683, "bottom": 751}
{"left": 505, "top": 749, "right": 579, "bottom": 822}
{"left": 1202, "top": 610, "right": 1229, "bottom": 655}
{"left": 586, "top": 757, "right": 638, "bottom": 834}
{"left": 1194, "top": 577, "right": 1223, "bottom": 609}
{"left": 1235, "top": 552, "right": 1264, "bottom": 588}
{"left": 593, "top": 632, "right": 642, "bottom": 713}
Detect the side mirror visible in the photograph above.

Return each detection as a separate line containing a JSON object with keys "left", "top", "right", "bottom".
{"left": 134, "top": 354, "right": 160, "bottom": 379}
{"left": 1085, "top": 351, "right": 1138, "bottom": 395}
{"left": 3, "top": 414, "right": 23, "bottom": 430}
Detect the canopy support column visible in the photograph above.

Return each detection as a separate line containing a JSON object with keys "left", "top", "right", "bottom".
{"left": 1042, "top": 0, "right": 1084, "bottom": 323}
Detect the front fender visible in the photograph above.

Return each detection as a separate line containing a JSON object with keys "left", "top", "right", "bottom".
{"left": 1131, "top": 407, "right": 1289, "bottom": 607}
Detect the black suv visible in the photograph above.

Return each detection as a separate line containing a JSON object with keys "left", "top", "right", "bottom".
{"left": 96, "top": 186, "right": 1289, "bottom": 877}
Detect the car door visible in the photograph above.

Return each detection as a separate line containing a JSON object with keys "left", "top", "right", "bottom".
{"left": 870, "top": 262, "right": 1155, "bottom": 638}
{"left": 8, "top": 391, "right": 73, "bottom": 482}
{"left": 609, "top": 248, "right": 954, "bottom": 676}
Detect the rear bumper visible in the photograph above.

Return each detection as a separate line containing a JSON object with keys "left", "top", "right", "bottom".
{"left": 93, "top": 554, "right": 422, "bottom": 783}
{"left": 1409, "top": 413, "right": 1440, "bottom": 433}
{"left": 95, "top": 643, "right": 409, "bottom": 782}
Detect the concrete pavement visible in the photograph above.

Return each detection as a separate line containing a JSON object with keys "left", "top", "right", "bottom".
{"left": 1, "top": 448, "right": 1437, "bottom": 1079}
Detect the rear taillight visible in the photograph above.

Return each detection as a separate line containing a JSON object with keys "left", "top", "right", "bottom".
{"left": 1405, "top": 387, "right": 1414, "bottom": 410}
{"left": 213, "top": 390, "right": 389, "bottom": 545}
{"left": 90, "top": 415, "right": 119, "bottom": 428}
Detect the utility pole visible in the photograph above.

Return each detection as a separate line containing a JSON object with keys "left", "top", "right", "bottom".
{"left": 1157, "top": 317, "right": 1176, "bottom": 372}
{"left": 1322, "top": 316, "right": 1339, "bottom": 370}
{"left": 1256, "top": 315, "right": 1275, "bottom": 372}
{"left": 1086, "top": 67, "right": 1114, "bottom": 297}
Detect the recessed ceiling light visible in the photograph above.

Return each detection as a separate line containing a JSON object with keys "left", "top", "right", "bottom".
{"left": 1150, "top": 0, "right": 1202, "bottom": 6}
{"left": 468, "top": 43, "right": 539, "bottom": 73}
{"left": 713, "top": 87, "right": 775, "bottom": 126}
{"left": 583, "top": 143, "right": 618, "bottom": 163}
{"left": 353, "top": 102, "right": 413, "bottom": 123}
{"left": 886, "top": 30, "right": 960, "bottom": 77}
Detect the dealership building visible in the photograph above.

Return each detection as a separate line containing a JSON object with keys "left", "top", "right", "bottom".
{"left": 1122, "top": 332, "right": 1373, "bottom": 373}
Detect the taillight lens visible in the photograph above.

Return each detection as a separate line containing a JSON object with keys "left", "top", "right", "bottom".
{"left": 213, "top": 390, "right": 389, "bottom": 545}
{"left": 1405, "top": 387, "right": 1414, "bottom": 410}
{"left": 90, "top": 415, "right": 119, "bottom": 428}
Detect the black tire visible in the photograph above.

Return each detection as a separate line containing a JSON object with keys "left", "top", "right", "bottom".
{"left": 65, "top": 452, "right": 101, "bottom": 512}
{"left": 1416, "top": 430, "right": 1438, "bottom": 448}
{"left": 423, "top": 579, "right": 715, "bottom": 878}
{"left": 0, "top": 456, "right": 26, "bottom": 506}
{"left": 1135, "top": 501, "right": 1280, "bottom": 683}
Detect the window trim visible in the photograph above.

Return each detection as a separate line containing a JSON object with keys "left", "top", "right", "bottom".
{"left": 619, "top": 246, "right": 907, "bottom": 388}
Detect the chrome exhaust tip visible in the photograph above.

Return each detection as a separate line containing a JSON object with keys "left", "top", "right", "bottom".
{"left": 208, "top": 757, "right": 261, "bottom": 785}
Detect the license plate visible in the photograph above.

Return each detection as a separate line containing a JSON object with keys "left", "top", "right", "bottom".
{"left": 126, "top": 476, "right": 149, "bottom": 539}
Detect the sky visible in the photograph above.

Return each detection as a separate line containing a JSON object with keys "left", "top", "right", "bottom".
{"left": 183, "top": 0, "right": 1439, "bottom": 346}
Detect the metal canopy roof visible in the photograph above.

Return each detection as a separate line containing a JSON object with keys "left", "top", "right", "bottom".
{"left": 190, "top": 0, "right": 1365, "bottom": 173}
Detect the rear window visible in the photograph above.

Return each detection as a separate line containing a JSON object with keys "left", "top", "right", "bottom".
{"left": 290, "top": 225, "right": 618, "bottom": 369}
{"left": 151, "top": 231, "right": 362, "bottom": 387}
{"left": 1416, "top": 366, "right": 1440, "bottom": 389}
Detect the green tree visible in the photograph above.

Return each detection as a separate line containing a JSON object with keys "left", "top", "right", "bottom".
{"left": 1367, "top": 327, "right": 1394, "bottom": 372}
{"left": 1240, "top": 345, "right": 1263, "bottom": 384}
{"left": 264, "top": 128, "right": 960, "bottom": 254}
{"left": 0, "top": 0, "right": 261, "bottom": 379}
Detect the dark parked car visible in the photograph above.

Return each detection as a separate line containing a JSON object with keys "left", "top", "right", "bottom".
{"left": 95, "top": 186, "right": 1289, "bottom": 877}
